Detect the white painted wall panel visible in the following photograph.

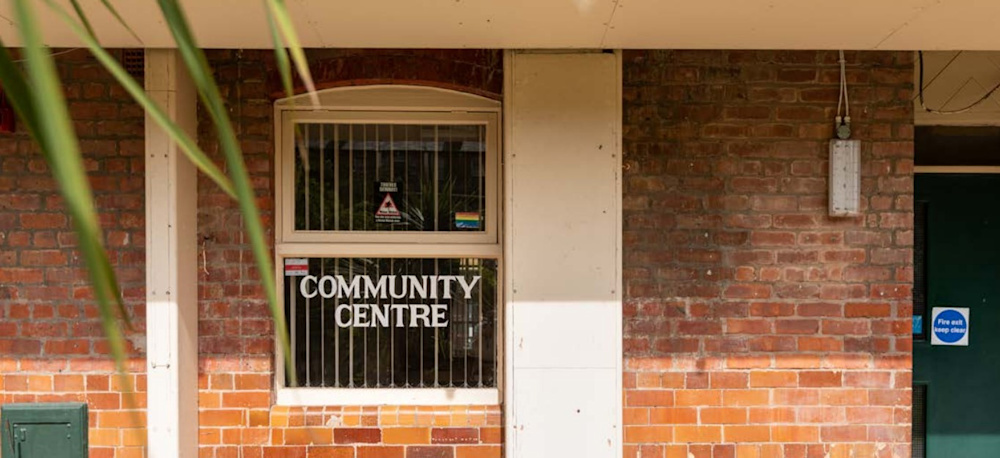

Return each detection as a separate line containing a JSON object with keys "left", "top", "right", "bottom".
{"left": 145, "top": 49, "right": 199, "bottom": 458}
{"left": 511, "top": 302, "right": 620, "bottom": 369}
{"left": 505, "top": 51, "right": 622, "bottom": 458}
{"left": 512, "top": 369, "right": 619, "bottom": 457}
{"left": 508, "top": 53, "right": 620, "bottom": 303}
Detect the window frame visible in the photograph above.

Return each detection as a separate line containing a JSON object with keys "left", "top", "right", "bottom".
{"left": 273, "top": 86, "right": 503, "bottom": 406}
{"left": 279, "top": 110, "right": 500, "bottom": 245}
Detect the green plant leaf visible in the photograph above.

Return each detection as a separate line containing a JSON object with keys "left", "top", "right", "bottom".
{"left": 264, "top": 0, "right": 319, "bottom": 106}
{"left": 46, "top": 0, "right": 237, "bottom": 199}
{"left": 0, "top": 46, "right": 43, "bottom": 146}
{"left": 70, "top": 0, "right": 143, "bottom": 45}
{"left": 10, "top": 0, "right": 130, "bottom": 376}
{"left": 68, "top": 0, "right": 97, "bottom": 40}
{"left": 155, "top": 0, "right": 295, "bottom": 385}
{"left": 262, "top": 0, "right": 315, "bottom": 189}
{"left": 263, "top": 6, "right": 294, "bottom": 99}
{"left": 97, "top": 0, "right": 143, "bottom": 44}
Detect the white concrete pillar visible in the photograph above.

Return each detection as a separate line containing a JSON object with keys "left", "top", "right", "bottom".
{"left": 504, "top": 51, "right": 623, "bottom": 458}
{"left": 144, "top": 49, "right": 198, "bottom": 458}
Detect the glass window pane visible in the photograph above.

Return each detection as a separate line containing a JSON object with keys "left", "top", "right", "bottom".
{"left": 293, "top": 122, "right": 487, "bottom": 233}
{"left": 283, "top": 257, "right": 498, "bottom": 389}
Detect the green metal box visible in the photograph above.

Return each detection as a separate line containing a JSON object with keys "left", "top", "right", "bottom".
{"left": 1, "top": 403, "right": 88, "bottom": 458}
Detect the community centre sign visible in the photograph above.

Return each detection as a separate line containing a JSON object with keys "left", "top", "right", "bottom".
{"left": 296, "top": 273, "right": 480, "bottom": 329}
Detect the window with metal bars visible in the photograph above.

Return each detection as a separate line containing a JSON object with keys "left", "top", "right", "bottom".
{"left": 293, "top": 123, "right": 487, "bottom": 234}
{"left": 275, "top": 101, "right": 501, "bottom": 397}
{"left": 285, "top": 257, "right": 497, "bottom": 388}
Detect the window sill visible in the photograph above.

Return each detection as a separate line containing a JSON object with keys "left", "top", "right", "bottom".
{"left": 275, "top": 387, "right": 500, "bottom": 406}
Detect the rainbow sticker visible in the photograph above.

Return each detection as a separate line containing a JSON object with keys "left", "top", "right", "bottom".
{"left": 455, "top": 212, "right": 481, "bottom": 229}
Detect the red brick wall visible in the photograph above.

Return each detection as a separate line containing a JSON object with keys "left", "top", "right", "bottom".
{"left": 0, "top": 48, "right": 502, "bottom": 458}
{"left": 196, "top": 49, "right": 278, "bottom": 458}
{"left": 0, "top": 49, "right": 148, "bottom": 458}
{"left": 195, "top": 49, "right": 503, "bottom": 458}
{"left": 1, "top": 47, "right": 916, "bottom": 458}
{"left": 622, "top": 50, "right": 914, "bottom": 458}
{"left": 290, "top": 49, "right": 503, "bottom": 99}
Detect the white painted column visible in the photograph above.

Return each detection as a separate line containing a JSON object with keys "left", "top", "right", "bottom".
{"left": 504, "top": 51, "right": 623, "bottom": 458}
{"left": 145, "top": 49, "right": 198, "bottom": 458}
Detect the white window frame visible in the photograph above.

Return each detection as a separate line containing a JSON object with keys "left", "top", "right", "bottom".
{"left": 273, "top": 86, "right": 502, "bottom": 406}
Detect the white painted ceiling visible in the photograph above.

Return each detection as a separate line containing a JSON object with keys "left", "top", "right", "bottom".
{"left": 2, "top": 0, "right": 999, "bottom": 50}
{"left": 917, "top": 51, "right": 1000, "bottom": 125}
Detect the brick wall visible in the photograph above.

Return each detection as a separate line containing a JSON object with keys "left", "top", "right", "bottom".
{"left": 291, "top": 49, "right": 503, "bottom": 98}
{"left": 0, "top": 49, "right": 148, "bottom": 458}
{"left": 195, "top": 49, "right": 503, "bottom": 458}
{"left": 622, "top": 50, "right": 914, "bottom": 458}
{"left": 0, "top": 47, "right": 915, "bottom": 458}
{"left": 0, "top": 48, "right": 502, "bottom": 458}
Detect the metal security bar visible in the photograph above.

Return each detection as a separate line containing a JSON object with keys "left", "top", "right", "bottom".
{"left": 285, "top": 120, "right": 494, "bottom": 389}
{"left": 284, "top": 257, "right": 499, "bottom": 389}
{"left": 293, "top": 122, "right": 487, "bottom": 233}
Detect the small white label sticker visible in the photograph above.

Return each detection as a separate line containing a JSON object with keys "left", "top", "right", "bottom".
{"left": 284, "top": 258, "right": 308, "bottom": 277}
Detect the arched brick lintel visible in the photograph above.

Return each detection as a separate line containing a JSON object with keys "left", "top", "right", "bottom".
{"left": 269, "top": 49, "right": 504, "bottom": 101}
{"left": 275, "top": 78, "right": 502, "bottom": 101}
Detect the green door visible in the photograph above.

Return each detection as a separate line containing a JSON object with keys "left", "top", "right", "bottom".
{"left": 913, "top": 174, "right": 1000, "bottom": 457}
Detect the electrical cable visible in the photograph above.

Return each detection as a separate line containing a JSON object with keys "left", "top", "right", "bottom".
{"left": 837, "top": 50, "right": 850, "bottom": 119}
{"left": 920, "top": 50, "right": 963, "bottom": 95}
{"left": 835, "top": 50, "right": 851, "bottom": 139}
{"left": 837, "top": 52, "right": 845, "bottom": 120}
{"left": 842, "top": 52, "right": 850, "bottom": 119}
{"left": 918, "top": 50, "right": 1000, "bottom": 115}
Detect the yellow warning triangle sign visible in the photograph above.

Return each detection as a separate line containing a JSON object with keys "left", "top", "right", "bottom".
{"left": 376, "top": 193, "right": 400, "bottom": 217}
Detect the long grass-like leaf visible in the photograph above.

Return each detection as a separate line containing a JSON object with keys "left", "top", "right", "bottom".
{"left": 46, "top": 0, "right": 237, "bottom": 199}
{"left": 11, "top": 0, "right": 129, "bottom": 372}
{"left": 97, "top": 0, "right": 143, "bottom": 44}
{"left": 68, "top": 0, "right": 97, "bottom": 41}
{"left": 155, "top": 0, "right": 295, "bottom": 385}
{"left": 0, "top": 46, "right": 42, "bottom": 145}
{"left": 70, "top": 0, "right": 143, "bottom": 45}
{"left": 263, "top": 0, "right": 313, "bottom": 183}
{"left": 264, "top": 8, "right": 294, "bottom": 99}
{"left": 264, "top": 0, "right": 319, "bottom": 106}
